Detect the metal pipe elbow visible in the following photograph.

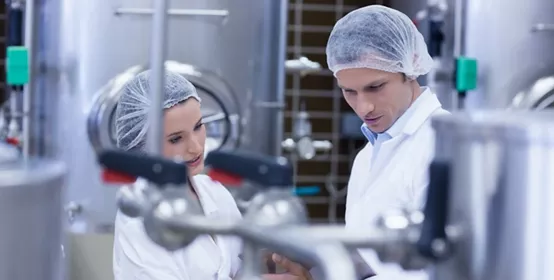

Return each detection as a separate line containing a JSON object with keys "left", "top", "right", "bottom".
{"left": 237, "top": 226, "right": 357, "bottom": 280}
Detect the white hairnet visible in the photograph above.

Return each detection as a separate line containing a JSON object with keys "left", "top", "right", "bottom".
{"left": 326, "top": 5, "right": 433, "bottom": 79}
{"left": 115, "top": 70, "right": 201, "bottom": 151}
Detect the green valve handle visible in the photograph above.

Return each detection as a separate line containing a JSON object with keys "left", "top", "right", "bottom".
{"left": 455, "top": 56, "right": 478, "bottom": 92}
{"left": 6, "top": 46, "right": 30, "bottom": 86}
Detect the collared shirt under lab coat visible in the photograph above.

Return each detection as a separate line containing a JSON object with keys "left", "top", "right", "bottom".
{"left": 345, "top": 87, "right": 449, "bottom": 280}
{"left": 113, "top": 174, "right": 243, "bottom": 280}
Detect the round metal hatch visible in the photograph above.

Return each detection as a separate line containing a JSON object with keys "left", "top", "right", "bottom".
{"left": 511, "top": 76, "right": 554, "bottom": 109}
{"left": 87, "top": 61, "right": 241, "bottom": 154}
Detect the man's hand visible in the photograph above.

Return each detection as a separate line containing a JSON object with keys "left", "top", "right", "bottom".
{"left": 261, "top": 274, "right": 303, "bottom": 280}
{"left": 265, "top": 253, "right": 313, "bottom": 280}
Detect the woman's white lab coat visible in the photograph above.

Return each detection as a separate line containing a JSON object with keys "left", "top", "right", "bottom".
{"left": 345, "top": 88, "right": 449, "bottom": 280}
{"left": 113, "top": 174, "right": 243, "bottom": 280}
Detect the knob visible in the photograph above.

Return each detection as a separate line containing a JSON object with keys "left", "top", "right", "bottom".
{"left": 143, "top": 187, "right": 204, "bottom": 251}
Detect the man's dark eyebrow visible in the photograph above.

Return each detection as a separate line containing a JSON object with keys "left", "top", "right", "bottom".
{"left": 338, "top": 84, "right": 353, "bottom": 91}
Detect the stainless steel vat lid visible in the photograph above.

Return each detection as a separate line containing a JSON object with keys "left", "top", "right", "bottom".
{"left": 431, "top": 110, "right": 509, "bottom": 140}
{"left": 0, "top": 159, "right": 66, "bottom": 188}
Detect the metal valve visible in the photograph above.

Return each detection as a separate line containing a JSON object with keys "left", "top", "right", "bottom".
{"left": 282, "top": 110, "right": 332, "bottom": 160}
{"left": 285, "top": 56, "right": 322, "bottom": 76}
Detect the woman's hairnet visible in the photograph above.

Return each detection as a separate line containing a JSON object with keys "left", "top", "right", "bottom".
{"left": 326, "top": 5, "right": 433, "bottom": 79}
{"left": 114, "top": 70, "right": 201, "bottom": 151}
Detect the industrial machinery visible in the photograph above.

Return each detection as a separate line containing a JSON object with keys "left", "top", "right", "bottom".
{"left": 0, "top": 3, "right": 69, "bottom": 279}
{"left": 413, "top": 0, "right": 554, "bottom": 110}
{"left": 97, "top": 109, "right": 554, "bottom": 280}
{"left": 19, "top": 0, "right": 295, "bottom": 230}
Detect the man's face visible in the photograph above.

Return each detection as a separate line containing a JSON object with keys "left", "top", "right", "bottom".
{"left": 336, "top": 68, "right": 415, "bottom": 133}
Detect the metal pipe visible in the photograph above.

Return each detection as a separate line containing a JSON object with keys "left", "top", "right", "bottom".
{"left": 23, "top": 0, "right": 39, "bottom": 160}
{"left": 163, "top": 215, "right": 388, "bottom": 279}
{"left": 114, "top": 8, "right": 229, "bottom": 18}
{"left": 274, "top": 225, "right": 396, "bottom": 248}
{"left": 162, "top": 213, "right": 368, "bottom": 279}
{"left": 273, "top": 0, "right": 288, "bottom": 156}
{"left": 165, "top": 215, "right": 397, "bottom": 249}
{"left": 146, "top": 0, "right": 169, "bottom": 156}
{"left": 451, "top": 0, "right": 464, "bottom": 110}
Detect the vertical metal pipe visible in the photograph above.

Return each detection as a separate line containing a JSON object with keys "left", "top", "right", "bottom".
{"left": 451, "top": 0, "right": 464, "bottom": 111}
{"left": 23, "top": 0, "right": 39, "bottom": 160}
{"left": 274, "top": 0, "right": 288, "bottom": 156}
{"left": 147, "top": 0, "right": 169, "bottom": 156}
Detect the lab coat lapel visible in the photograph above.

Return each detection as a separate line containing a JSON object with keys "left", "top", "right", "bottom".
{"left": 183, "top": 177, "right": 226, "bottom": 277}
{"left": 367, "top": 136, "right": 406, "bottom": 181}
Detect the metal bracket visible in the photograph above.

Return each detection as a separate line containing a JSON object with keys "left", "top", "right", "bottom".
{"left": 114, "top": 8, "right": 229, "bottom": 18}
{"left": 285, "top": 56, "right": 322, "bottom": 76}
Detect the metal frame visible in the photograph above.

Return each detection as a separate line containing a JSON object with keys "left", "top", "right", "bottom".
{"left": 288, "top": 0, "right": 386, "bottom": 223}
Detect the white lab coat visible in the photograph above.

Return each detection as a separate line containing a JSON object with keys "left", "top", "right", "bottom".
{"left": 113, "top": 175, "right": 243, "bottom": 280}
{"left": 345, "top": 88, "right": 449, "bottom": 280}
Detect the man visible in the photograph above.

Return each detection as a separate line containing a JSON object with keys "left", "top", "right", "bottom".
{"left": 325, "top": 5, "right": 449, "bottom": 279}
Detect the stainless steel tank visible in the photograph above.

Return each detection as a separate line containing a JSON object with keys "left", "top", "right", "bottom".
{"left": 412, "top": 0, "right": 554, "bottom": 110}
{"left": 31, "top": 0, "right": 288, "bottom": 229}
{"left": 430, "top": 110, "right": 554, "bottom": 280}
{"left": 0, "top": 159, "right": 66, "bottom": 280}
{"left": 462, "top": 0, "right": 554, "bottom": 109}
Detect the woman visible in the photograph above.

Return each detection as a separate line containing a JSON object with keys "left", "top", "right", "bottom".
{"left": 112, "top": 70, "right": 312, "bottom": 280}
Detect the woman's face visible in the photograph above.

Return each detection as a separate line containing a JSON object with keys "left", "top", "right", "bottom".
{"left": 163, "top": 99, "right": 206, "bottom": 176}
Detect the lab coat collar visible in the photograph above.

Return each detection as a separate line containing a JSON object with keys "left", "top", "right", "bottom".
{"left": 191, "top": 175, "right": 219, "bottom": 216}
{"left": 361, "top": 87, "right": 441, "bottom": 142}
{"left": 401, "top": 87, "right": 442, "bottom": 135}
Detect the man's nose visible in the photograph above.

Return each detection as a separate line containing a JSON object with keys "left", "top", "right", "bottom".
{"left": 357, "top": 95, "right": 375, "bottom": 115}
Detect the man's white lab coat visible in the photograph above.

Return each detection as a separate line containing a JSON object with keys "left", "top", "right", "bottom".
{"left": 113, "top": 175, "right": 243, "bottom": 280}
{"left": 346, "top": 87, "right": 449, "bottom": 280}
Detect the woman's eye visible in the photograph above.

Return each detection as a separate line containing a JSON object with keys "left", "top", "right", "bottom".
{"left": 169, "top": 136, "right": 182, "bottom": 144}
{"left": 194, "top": 123, "right": 204, "bottom": 131}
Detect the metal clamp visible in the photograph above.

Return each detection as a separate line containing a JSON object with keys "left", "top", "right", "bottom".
{"left": 531, "top": 23, "right": 554, "bottom": 32}
{"left": 65, "top": 201, "right": 83, "bottom": 224}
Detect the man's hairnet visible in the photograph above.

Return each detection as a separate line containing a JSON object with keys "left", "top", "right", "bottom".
{"left": 326, "top": 5, "right": 433, "bottom": 79}
{"left": 114, "top": 70, "right": 201, "bottom": 151}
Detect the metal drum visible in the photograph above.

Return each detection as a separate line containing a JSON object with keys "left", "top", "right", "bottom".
{"left": 431, "top": 110, "right": 554, "bottom": 280}
{"left": 0, "top": 159, "right": 66, "bottom": 280}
